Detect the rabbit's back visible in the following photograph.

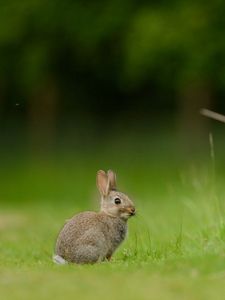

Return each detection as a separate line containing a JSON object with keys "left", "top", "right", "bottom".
{"left": 57, "top": 211, "right": 99, "bottom": 242}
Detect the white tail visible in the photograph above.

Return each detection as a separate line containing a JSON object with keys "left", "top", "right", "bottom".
{"left": 53, "top": 254, "right": 68, "bottom": 265}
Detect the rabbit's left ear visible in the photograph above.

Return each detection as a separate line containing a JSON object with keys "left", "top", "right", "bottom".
{"left": 107, "top": 170, "right": 117, "bottom": 191}
{"left": 97, "top": 170, "right": 109, "bottom": 196}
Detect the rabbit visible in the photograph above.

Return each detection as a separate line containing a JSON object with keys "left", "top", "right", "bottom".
{"left": 53, "top": 169, "right": 135, "bottom": 264}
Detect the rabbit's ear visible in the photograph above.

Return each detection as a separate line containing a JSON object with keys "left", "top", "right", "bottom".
{"left": 107, "top": 170, "right": 117, "bottom": 191}
{"left": 96, "top": 170, "right": 109, "bottom": 196}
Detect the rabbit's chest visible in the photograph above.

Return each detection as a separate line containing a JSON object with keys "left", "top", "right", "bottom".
{"left": 110, "top": 221, "right": 127, "bottom": 247}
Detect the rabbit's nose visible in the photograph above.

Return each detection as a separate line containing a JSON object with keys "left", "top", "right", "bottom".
{"left": 129, "top": 207, "right": 136, "bottom": 215}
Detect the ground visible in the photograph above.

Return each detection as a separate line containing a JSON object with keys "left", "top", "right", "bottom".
{"left": 0, "top": 130, "right": 225, "bottom": 300}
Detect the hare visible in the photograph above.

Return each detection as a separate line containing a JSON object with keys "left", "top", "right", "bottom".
{"left": 53, "top": 170, "right": 135, "bottom": 264}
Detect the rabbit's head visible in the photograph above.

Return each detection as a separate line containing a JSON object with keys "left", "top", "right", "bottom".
{"left": 97, "top": 170, "right": 135, "bottom": 220}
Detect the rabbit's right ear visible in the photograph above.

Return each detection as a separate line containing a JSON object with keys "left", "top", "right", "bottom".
{"left": 96, "top": 170, "right": 109, "bottom": 196}
{"left": 107, "top": 170, "right": 117, "bottom": 190}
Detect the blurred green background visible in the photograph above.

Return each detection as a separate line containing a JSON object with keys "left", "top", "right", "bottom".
{"left": 0, "top": 0, "right": 225, "bottom": 206}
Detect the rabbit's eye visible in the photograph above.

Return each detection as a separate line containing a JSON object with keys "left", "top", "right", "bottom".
{"left": 114, "top": 198, "right": 121, "bottom": 204}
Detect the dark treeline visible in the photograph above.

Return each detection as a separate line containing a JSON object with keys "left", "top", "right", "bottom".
{"left": 0, "top": 0, "right": 225, "bottom": 149}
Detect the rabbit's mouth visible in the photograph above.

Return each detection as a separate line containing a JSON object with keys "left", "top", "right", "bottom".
{"left": 120, "top": 207, "right": 136, "bottom": 219}
{"left": 129, "top": 211, "right": 136, "bottom": 216}
{"left": 126, "top": 207, "right": 136, "bottom": 217}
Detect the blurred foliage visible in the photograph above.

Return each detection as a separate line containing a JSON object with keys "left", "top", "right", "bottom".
{"left": 123, "top": 1, "right": 225, "bottom": 90}
{"left": 0, "top": 0, "right": 225, "bottom": 111}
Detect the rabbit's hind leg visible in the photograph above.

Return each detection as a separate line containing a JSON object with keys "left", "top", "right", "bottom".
{"left": 73, "top": 245, "right": 102, "bottom": 264}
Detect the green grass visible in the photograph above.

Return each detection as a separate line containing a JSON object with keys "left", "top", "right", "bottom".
{"left": 1, "top": 130, "right": 225, "bottom": 300}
